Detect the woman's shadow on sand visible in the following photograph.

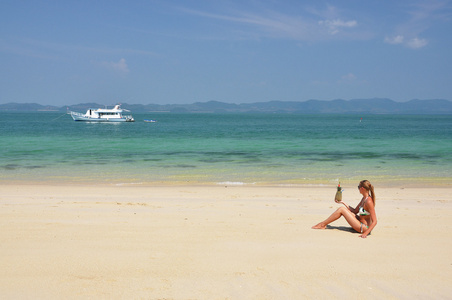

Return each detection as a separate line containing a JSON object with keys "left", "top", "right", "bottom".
{"left": 325, "top": 225, "right": 355, "bottom": 233}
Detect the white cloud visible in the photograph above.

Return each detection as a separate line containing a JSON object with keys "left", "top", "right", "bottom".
{"left": 341, "top": 73, "right": 357, "bottom": 81}
{"left": 385, "top": 35, "right": 404, "bottom": 44}
{"left": 100, "top": 58, "right": 130, "bottom": 74}
{"left": 113, "top": 58, "right": 129, "bottom": 73}
{"left": 384, "top": 0, "right": 449, "bottom": 49}
{"left": 406, "top": 37, "right": 428, "bottom": 49}
{"left": 384, "top": 35, "right": 428, "bottom": 48}
{"left": 178, "top": 5, "right": 361, "bottom": 42}
{"left": 337, "top": 73, "right": 359, "bottom": 85}
{"left": 318, "top": 19, "right": 357, "bottom": 35}
{"left": 178, "top": 7, "right": 314, "bottom": 40}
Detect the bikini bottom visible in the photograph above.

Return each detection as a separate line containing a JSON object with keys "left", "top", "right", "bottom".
{"left": 360, "top": 223, "right": 369, "bottom": 233}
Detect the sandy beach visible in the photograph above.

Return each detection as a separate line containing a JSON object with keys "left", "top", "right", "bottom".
{"left": 1, "top": 182, "right": 451, "bottom": 299}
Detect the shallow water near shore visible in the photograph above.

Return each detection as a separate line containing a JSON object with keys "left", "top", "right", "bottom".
{"left": 1, "top": 112, "right": 451, "bottom": 186}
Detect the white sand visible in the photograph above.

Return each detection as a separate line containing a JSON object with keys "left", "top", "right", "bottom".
{"left": 1, "top": 183, "right": 451, "bottom": 299}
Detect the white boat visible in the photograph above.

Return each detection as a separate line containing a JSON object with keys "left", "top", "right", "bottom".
{"left": 69, "top": 104, "right": 134, "bottom": 122}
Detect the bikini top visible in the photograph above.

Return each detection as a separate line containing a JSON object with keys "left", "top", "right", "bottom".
{"left": 358, "top": 197, "right": 370, "bottom": 216}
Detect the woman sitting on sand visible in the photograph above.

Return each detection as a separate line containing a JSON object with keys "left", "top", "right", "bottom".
{"left": 312, "top": 180, "right": 377, "bottom": 238}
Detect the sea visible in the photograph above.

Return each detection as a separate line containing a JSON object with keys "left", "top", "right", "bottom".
{"left": 1, "top": 112, "right": 451, "bottom": 186}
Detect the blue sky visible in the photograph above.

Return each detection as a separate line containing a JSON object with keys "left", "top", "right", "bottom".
{"left": 1, "top": 0, "right": 452, "bottom": 105}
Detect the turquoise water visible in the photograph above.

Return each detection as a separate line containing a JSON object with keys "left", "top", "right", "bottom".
{"left": 1, "top": 112, "right": 451, "bottom": 185}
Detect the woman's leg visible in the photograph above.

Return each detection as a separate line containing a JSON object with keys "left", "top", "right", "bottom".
{"left": 312, "top": 206, "right": 362, "bottom": 232}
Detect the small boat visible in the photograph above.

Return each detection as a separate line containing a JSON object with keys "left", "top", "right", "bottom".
{"left": 144, "top": 119, "right": 157, "bottom": 123}
{"left": 69, "top": 104, "right": 134, "bottom": 122}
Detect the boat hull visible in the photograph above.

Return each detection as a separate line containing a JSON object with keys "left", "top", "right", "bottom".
{"left": 70, "top": 112, "right": 134, "bottom": 122}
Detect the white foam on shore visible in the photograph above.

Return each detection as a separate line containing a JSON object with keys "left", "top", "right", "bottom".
{"left": 114, "top": 182, "right": 145, "bottom": 186}
{"left": 216, "top": 181, "right": 254, "bottom": 186}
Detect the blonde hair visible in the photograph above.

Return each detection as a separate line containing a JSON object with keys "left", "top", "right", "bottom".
{"left": 360, "top": 180, "right": 376, "bottom": 205}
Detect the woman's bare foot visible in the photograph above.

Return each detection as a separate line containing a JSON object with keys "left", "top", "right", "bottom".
{"left": 312, "top": 223, "right": 327, "bottom": 229}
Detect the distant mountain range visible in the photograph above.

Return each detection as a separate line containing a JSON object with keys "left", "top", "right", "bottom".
{"left": 1, "top": 98, "right": 452, "bottom": 114}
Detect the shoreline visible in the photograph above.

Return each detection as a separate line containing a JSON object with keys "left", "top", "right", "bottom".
{"left": 1, "top": 182, "right": 451, "bottom": 298}
{"left": 1, "top": 176, "right": 451, "bottom": 188}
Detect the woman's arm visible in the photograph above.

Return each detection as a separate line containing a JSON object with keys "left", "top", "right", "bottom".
{"left": 339, "top": 201, "right": 358, "bottom": 214}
